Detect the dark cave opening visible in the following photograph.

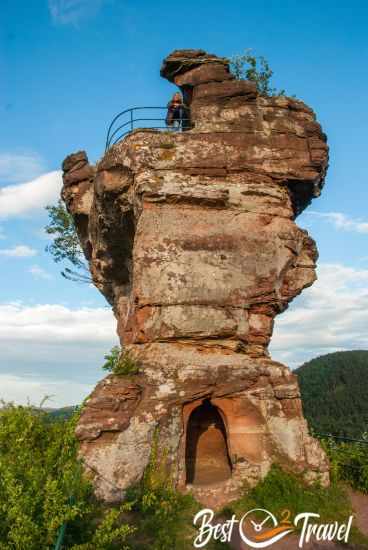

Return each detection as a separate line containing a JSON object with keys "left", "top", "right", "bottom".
{"left": 185, "top": 399, "right": 232, "bottom": 485}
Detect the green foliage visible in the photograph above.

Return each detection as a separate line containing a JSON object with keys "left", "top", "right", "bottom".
{"left": 230, "top": 50, "right": 285, "bottom": 96}
{"left": 125, "top": 433, "right": 200, "bottom": 550}
{"left": 102, "top": 346, "right": 121, "bottom": 372}
{"left": 224, "top": 465, "right": 368, "bottom": 548}
{"left": 296, "top": 350, "right": 368, "bottom": 437}
{"left": 45, "top": 200, "right": 89, "bottom": 282}
{"left": 0, "top": 403, "right": 84, "bottom": 549}
{"left": 70, "top": 504, "right": 135, "bottom": 550}
{"left": 102, "top": 347, "right": 139, "bottom": 376}
{"left": 225, "top": 465, "right": 352, "bottom": 528}
{"left": 47, "top": 406, "right": 77, "bottom": 422}
{"left": 0, "top": 403, "right": 134, "bottom": 549}
{"left": 322, "top": 437, "right": 368, "bottom": 493}
{"left": 3, "top": 403, "right": 368, "bottom": 548}
{"left": 45, "top": 200, "right": 84, "bottom": 268}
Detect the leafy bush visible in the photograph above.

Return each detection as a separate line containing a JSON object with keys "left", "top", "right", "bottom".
{"left": 224, "top": 465, "right": 368, "bottom": 548}
{"left": 69, "top": 505, "right": 134, "bottom": 550}
{"left": 3, "top": 402, "right": 368, "bottom": 549}
{"left": 102, "top": 346, "right": 121, "bottom": 372}
{"left": 102, "top": 347, "right": 139, "bottom": 376}
{"left": 322, "top": 437, "right": 368, "bottom": 493}
{"left": 226, "top": 465, "right": 352, "bottom": 528}
{"left": 125, "top": 433, "right": 198, "bottom": 550}
{"left": 230, "top": 50, "right": 285, "bottom": 96}
{"left": 0, "top": 403, "right": 134, "bottom": 549}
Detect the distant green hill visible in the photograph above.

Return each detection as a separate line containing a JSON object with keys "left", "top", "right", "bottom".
{"left": 46, "top": 406, "right": 76, "bottom": 421}
{"left": 295, "top": 350, "right": 368, "bottom": 438}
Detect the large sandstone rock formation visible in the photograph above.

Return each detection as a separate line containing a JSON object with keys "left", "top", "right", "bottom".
{"left": 62, "top": 49, "right": 329, "bottom": 507}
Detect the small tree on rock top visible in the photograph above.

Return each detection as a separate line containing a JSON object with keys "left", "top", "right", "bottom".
{"left": 230, "top": 50, "right": 285, "bottom": 97}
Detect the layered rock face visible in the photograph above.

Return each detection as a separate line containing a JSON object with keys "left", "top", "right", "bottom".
{"left": 62, "top": 49, "right": 329, "bottom": 506}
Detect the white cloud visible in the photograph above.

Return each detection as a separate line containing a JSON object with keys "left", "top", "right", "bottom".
{"left": 0, "top": 374, "right": 93, "bottom": 408}
{"left": 0, "top": 171, "right": 62, "bottom": 219}
{"left": 0, "top": 303, "right": 116, "bottom": 344}
{"left": 0, "top": 303, "right": 118, "bottom": 406}
{"left": 308, "top": 211, "right": 368, "bottom": 234}
{"left": 0, "top": 152, "right": 46, "bottom": 184}
{"left": 270, "top": 263, "right": 368, "bottom": 368}
{"left": 48, "top": 0, "right": 106, "bottom": 25}
{"left": 28, "top": 265, "right": 52, "bottom": 280}
{"left": 0, "top": 245, "right": 37, "bottom": 258}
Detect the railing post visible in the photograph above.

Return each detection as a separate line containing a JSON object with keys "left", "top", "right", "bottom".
{"left": 54, "top": 523, "right": 67, "bottom": 550}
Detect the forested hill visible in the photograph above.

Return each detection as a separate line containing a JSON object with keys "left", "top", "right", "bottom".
{"left": 295, "top": 350, "right": 368, "bottom": 438}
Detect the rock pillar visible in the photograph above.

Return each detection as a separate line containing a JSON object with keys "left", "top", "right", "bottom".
{"left": 62, "top": 49, "right": 329, "bottom": 507}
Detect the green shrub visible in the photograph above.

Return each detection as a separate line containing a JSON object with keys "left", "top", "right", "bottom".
{"left": 102, "top": 347, "right": 139, "bottom": 376}
{"left": 322, "top": 437, "right": 368, "bottom": 493}
{"left": 5, "top": 402, "right": 368, "bottom": 549}
{"left": 115, "top": 352, "right": 139, "bottom": 376}
{"left": 224, "top": 465, "right": 368, "bottom": 548}
{"left": 226, "top": 465, "right": 351, "bottom": 528}
{"left": 0, "top": 403, "right": 134, "bottom": 549}
{"left": 125, "top": 433, "right": 202, "bottom": 550}
{"left": 230, "top": 50, "right": 285, "bottom": 96}
{"left": 69, "top": 504, "right": 135, "bottom": 550}
{"left": 102, "top": 346, "right": 121, "bottom": 372}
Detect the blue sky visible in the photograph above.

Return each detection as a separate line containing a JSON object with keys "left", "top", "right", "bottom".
{"left": 1, "top": 0, "right": 368, "bottom": 405}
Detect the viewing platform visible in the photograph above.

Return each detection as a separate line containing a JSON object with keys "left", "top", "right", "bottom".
{"left": 105, "top": 106, "right": 191, "bottom": 151}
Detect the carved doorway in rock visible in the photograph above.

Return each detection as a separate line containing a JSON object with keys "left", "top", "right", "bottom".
{"left": 185, "top": 399, "right": 232, "bottom": 485}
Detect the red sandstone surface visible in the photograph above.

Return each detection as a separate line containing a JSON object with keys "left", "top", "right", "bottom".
{"left": 62, "top": 49, "right": 329, "bottom": 506}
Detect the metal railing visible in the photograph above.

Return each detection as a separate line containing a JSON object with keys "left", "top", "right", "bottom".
{"left": 105, "top": 106, "right": 191, "bottom": 151}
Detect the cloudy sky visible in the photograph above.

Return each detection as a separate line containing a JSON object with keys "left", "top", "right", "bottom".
{"left": 1, "top": 0, "right": 367, "bottom": 406}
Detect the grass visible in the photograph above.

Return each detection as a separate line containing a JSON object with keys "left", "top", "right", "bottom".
{"left": 222, "top": 465, "right": 368, "bottom": 548}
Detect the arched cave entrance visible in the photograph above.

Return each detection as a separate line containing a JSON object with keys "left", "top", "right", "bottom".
{"left": 185, "top": 399, "right": 232, "bottom": 485}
